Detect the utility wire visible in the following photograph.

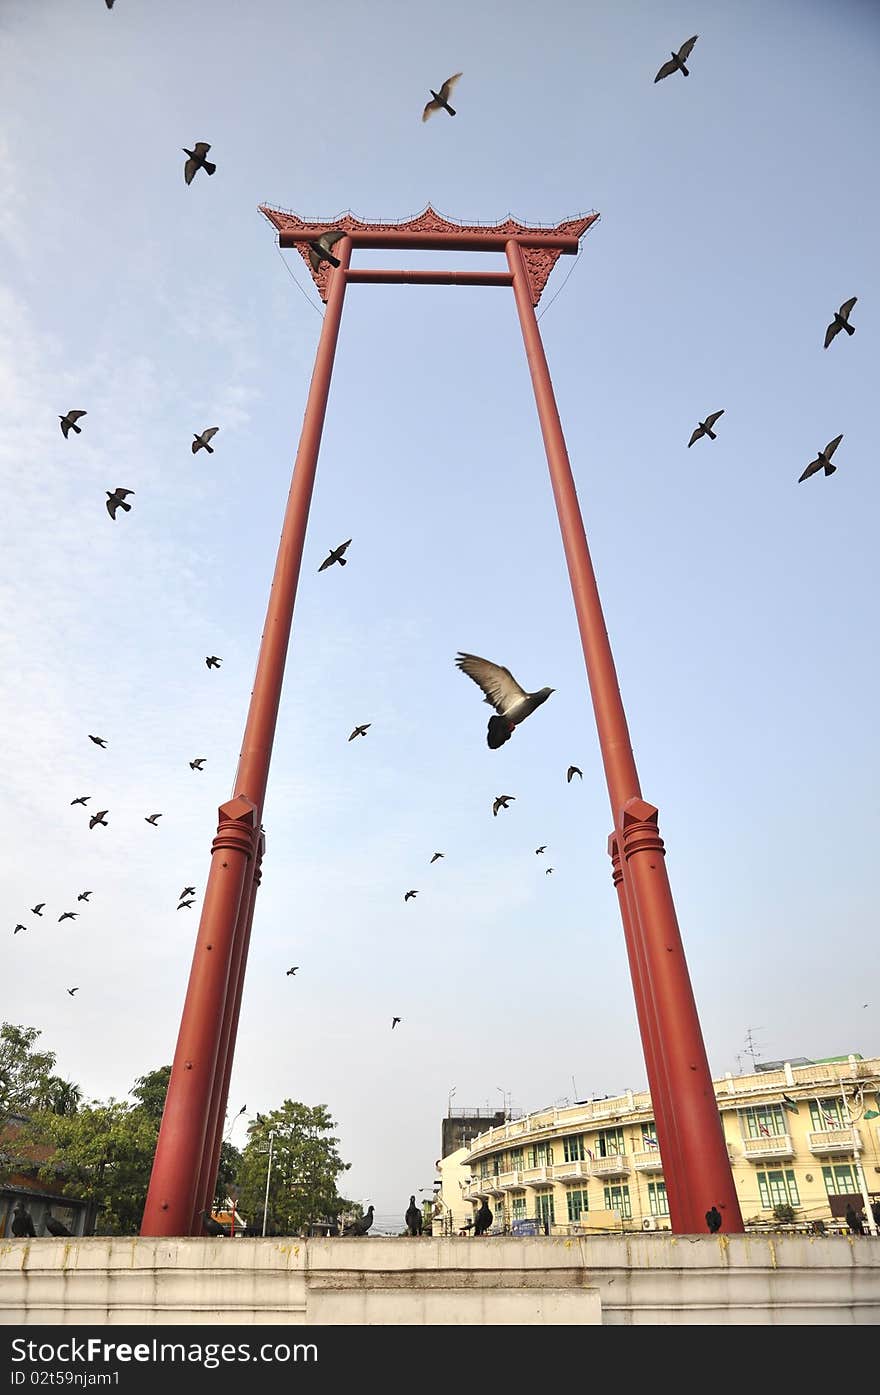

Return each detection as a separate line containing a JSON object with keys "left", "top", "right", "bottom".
{"left": 537, "top": 243, "right": 584, "bottom": 322}
{"left": 275, "top": 244, "right": 324, "bottom": 318}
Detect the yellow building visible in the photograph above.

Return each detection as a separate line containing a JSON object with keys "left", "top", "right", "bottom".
{"left": 443, "top": 1054, "right": 880, "bottom": 1236}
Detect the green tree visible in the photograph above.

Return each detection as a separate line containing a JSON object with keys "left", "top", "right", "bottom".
{"left": 0, "top": 1023, "right": 59, "bottom": 1116}
{"left": 31, "top": 1076, "right": 83, "bottom": 1116}
{"left": 235, "top": 1103, "right": 352, "bottom": 1235}
{"left": 130, "top": 1065, "right": 170, "bottom": 1120}
{"left": 214, "top": 1139, "right": 243, "bottom": 1211}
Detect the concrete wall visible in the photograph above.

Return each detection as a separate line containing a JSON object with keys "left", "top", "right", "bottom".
{"left": 1, "top": 1235, "right": 879, "bottom": 1326}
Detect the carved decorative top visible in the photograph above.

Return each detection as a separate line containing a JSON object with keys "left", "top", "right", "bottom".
{"left": 260, "top": 204, "right": 599, "bottom": 305}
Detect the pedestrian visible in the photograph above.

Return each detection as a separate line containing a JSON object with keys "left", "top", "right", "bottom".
{"left": 705, "top": 1205, "right": 722, "bottom": 1234}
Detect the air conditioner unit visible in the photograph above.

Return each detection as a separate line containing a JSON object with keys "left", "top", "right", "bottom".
{"left": 642, "top": 1217, "right": 658, "bottom": 1231}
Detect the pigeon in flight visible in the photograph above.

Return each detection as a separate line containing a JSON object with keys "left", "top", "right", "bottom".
{"left": 799, "top": 434, "right": 843, "bottom": 483}
{"left": 655, "top": 36, "right": 698, "bottom": 82}
{"left": 192, "top": 427, "right": 219, "bottom": 454}
{"left": 177, "top": 899, "right": 195, "bottom": 910}
{"left": 58, "top": 912, "right": 79, "bottom": 923}
{"left": 105, "top": 0, "right": 115, "bottom": 8}
{"left": 59, "top": 410, "right": 87, "bottom": 438}
{"left": 545, "top": 867, "right": 554, "bottom": 875}
{"left": 179, "top": 886, "right": 196, "bottom": 900}
{"left": 144, "top": 813, "right": 163, "bottom": 826}
{"left": 422, "top": 72, "right": 462, "bottom": 121}
{"left": 77, "top": 891, "right": 92, "bottom": 902}
{"left": 319, "top": 539, "right": 352, "bottom": 571}
{"left": 67, "top": 988, "right": 79, "bottom": 996}
{"left": 31, "top": 904, "right": 45, "bottom": 916}
{"left": 190, "top": 757, "right": 206, "bottom": 770}
{"left": 89, "top": 810, "right": 109, "bottom": 829}
{"left": 567, "top": 766, "right": 582, "bottom": 783}
{"left": 824, "top": 297, "right": 857, "bottom": 348}
{"left": 183, "top": 143, "right": 216, "bottom": 184}
{"left": 88, "top": 734, "right": 107, "bottom": 748}
{"left": 14, "top": 924, "right": 26, "bottom": 934}
{"left": 71, "top": 795, "right": 90, "bottom": 806}
{"left": 392, "top": 1017, "right": 401, "bottom": 1029}
{"left": 535, "top": 846, "right": 547, "bottom": 855}
{"left": 206, "top": 656, "right": 222, "bottom": 669}
{"left": 106, "top": 488, "right": 134, "bottom": 519}
{"left": 404, "top": 890, "right": 418, "bottom": 902}
{"left": 493, "top": 795, "right": 515, "bottom": 817}
{"left": 286, "top": 966, "right": 299, "bottom": 976}
{"left": 308, "top": 232, "right": 344, "bottom": 272}
{"left": 430, "top": 852, "right": 444, "bottom": 863}
{"left": 348, "top": 724, "right": 371, "bottom": 741}
{"left": 456, "top": 652, "right": 555, "bottom": 749}
{"left": 688, "top": 411, "right": 724, "bottom": 447}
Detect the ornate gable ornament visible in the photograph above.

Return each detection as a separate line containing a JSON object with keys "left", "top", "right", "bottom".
{"left": 260, "top": 204, "right": 599, "bottom": 306}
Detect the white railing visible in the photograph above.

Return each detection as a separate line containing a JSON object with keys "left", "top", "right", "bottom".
{"left": 740, "top": 1134, "right": 795, "bottom": 1160}
{"left": 632, "top": 1149, "right": 665, "bottom": 1172}
{"left": 807, "top": 1128, "right": 860, "bottom": 1155}
{"left": 590, "top": 1154, "right": 631, "bottom": 1178}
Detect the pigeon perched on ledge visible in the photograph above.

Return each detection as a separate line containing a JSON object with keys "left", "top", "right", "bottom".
{"left": 456, "top": 653, "right": 554, "bottom": 749}
{"left": 405, "top": 1196, "right": 423, "bottom": 1236}
{"left": 344, "top": 1205, "right": 374, "bottom": 1236}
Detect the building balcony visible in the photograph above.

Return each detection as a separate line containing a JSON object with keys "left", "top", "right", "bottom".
{"left": 632, "top": 1149, "right": 665, "bottom": 1173}
{"left": 589, "top": 1153, "right": 631, "bottom": 1179}
{"left": 520, "top": 1166, "right": 551, "bottom": 1186}
{"left": 740, "top": 1134, "right": 795, "bottom": 1162}
{"left": 552, "top": 1160, "right": 590, "bottom": 1183}
{"left": 497, "top": 1170, "right": 525, "bottom": 1192}
{"left": 807, "top": 1128, "right": 861, "bottom": 1156}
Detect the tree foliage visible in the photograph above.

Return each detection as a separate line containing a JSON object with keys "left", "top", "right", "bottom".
{"left": 235, "top": 1102, "right": 352, "bottom": 1235}
{"left": 0, "top": 1023, "right": 71, "bottom": 1116}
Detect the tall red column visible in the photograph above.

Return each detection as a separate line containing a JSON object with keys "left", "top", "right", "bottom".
{"left": 505, "top": 238, "right": 741, "bottom": 1232}
{"left": 141, "top": 238, "right": 352, "bottom": 1235}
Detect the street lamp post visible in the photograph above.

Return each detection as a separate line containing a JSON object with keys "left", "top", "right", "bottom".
{"left": 447, "top": 1087, "right": 456, "bottom": 1117}
{"left": 261, "top": 1130, "right": 276, "bottom": 1238}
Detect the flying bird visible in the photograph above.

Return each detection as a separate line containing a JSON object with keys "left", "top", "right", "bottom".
{"left": 206, "top": 656, "right": 222, "bottom": 669}
{"left": 308, "top": 231, "right": 344, "bottom": 272}
{"left": 190, "top": 758, "right": 206, "bottom": 770}
{"left": 44, "top": 1216, "right": 72, "bottom": 1237}
{"left": 105, "top": 0, "right": 115, "bottom": 9}
{"left": 286, "top": 966, "right": 299, "bottom": 976}
{"left": 192, "top": 427, "right": 219, "bottom": 454}
{"left": 493, "top": 795, "right": 515, "bottom": 817}
{"left": 106, "top": 488, "right": 134, "bottom": 519}
{"left": 688, "top": 410, "right": 724, "bottom": 447}
{"left": 655, "top": 36, "right": 698, "bottom": 82}
{"left": 799, "top": 434, "right": 843, "bottom": 483}
{"left": 422, "top": 72, "right": 462, "bottom": 121}
{"left": 566, "top": 766, "right": 582, "bottom": 783}
{"left": 144, "top": 813, "right": 162, "bottom": 826}
{"left": 59, "top": 410, "right": 87, "bottom": 439}
{"left": 70, "top": 796, "right": 90, "bottom": 806}
{"left": 456, "top": 652, "right": 555, "bottom": 749}
{"left": 179, "top": 887, "right": 196, "bottom": 900}
{"left": 545, "top": 868, "right": 554, "bottom": 875}
{"left": 177, "top": 899, "right": 195, "bottom": 909}
{"left": 14, "top": 924, "right": 26, "bottom": 935}
{"left": 319, "top": 539, "right": 352, "bottom": 571}
{"left": 31, "top": 904, "right": 45, "bottom": 916}
{"left": 183, "top": 143, "right": 216, "bottom": 184}
{"left": 535, "top": 846, "right": 547, "bottom": 855}
{"left": 89, "top": 810, "right": 109, "bottom": 829}
{"left": 58, "top": 912, "right": 79, "bottom": 923}
{"left": 824, "top": 297, "right": 857, "bottom": 348}
{"left": 67, "top": 988, "right": 79, "bottom": 996}
{"left": 392, "top": 1017, "right": 401, "bottom": 1029}
{"left": 404, "top": 890, "right": 418, "bottom": 902}
{"left": 348, "top": 724, "right": 371, "bottom": 741}
{"left": 430, "top": 852, "right": 444, "bottom": 863}
{"left": 88, "top": 735, "right": 107, "bottom": 748}
{"left": 77, "top": 891, "right": 92, "bottom": 901}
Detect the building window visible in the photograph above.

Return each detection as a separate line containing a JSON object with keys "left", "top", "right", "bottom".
{"left": 603, "top": 1184, "right": 631, "bottom": 1219}
{"left": 647, "top": 1181, "right": 669, "bottom": 1216}
{"left": 811, "top": 1100, "right": 844, "bottom": 1131}
{"left": 566, "top": 1189, "right": 589, "bottom": 1221}
{"left": 511, "top": 1193, "right": 527, "bottom": 1220}
{"left": 756, "top": 1170, "right": 800, "bottom": 1208}
{"left": 535, "top": 1192, "right": 555, "bottom": 1225}
{"left": 492, "top": 1154, "right": 502, "bottom": 1176}
{"left": 563, "top": 1136, "right": 585, "bottom": 1163}
{"left": 596, "top": 1127, "right": 625, "bottom": 1157}
{"left": 479, "top": 1161, "right": 488, "bottom": 1179}
{"left": 510, "top": 1148, "right": 523, "bottom": 1169}
{"left": 822, "top": 1165, "right": 859, "bottom": 1196}
{"left": 528, "top": 1142, "right": 554, "bottom": 1168}
{"left": 740, "top": 1105, "right": 786, "bottom": 1139}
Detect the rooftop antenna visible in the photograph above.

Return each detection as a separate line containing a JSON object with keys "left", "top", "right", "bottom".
{"left": 744, "top": 1026, "right": 766, "bottom": 1068}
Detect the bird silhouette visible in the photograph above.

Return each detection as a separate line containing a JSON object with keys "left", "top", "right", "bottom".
{"left": 89, "top": 810, "right": 109, "bottom": 829}
{"left": 799, "top": 434, "right": 843, "bottom": 483}
{"left": 58, "top": 911, "right": 79, "bottom": 923}
{"left": 824, "top": 297, "right": 857, "bottom": 348}
{"left": 190, "top": 758, "right": 206, "bottom": 770}
{"left": 456, "top": 653, "right": 554, "bottom": 749}
{"left": 183, "top": 143, "right": 216, "bottom": 184}
{"left": 70, "top": 796, "right": 90, "bottom": 806}
{"left": 286, "top": 966, "right": 299, "bottom": 976}
{"left": 11, "top": 1204, "right": 36, "bottom": 1237}
{"left": 423, "top": 72, "right": 462, "bottom": 120}
{"left": 405, "top": 1196, "right": 423, "bottom": 1236}
{"left": 144, "top": 814, "right": 162, "bottom": 826}
{"left": 404, "top": 890, "right": 418, "bottom": 902}
{"left": 177, "top": 899, "right": 195, "bottom": 910}
{"left": 106, "top": 488, "right": 134, "bottom": 519}
{"left": 493, "top": 795, "right": 515, "bottom": 817}
{"left": 44, "top": 1216, "right": 72, "bottom": 1237}
{"left": 201, "top": 1211, "right": 227, "bottom": 1237}
{"left": 105, "top": 1, "right": 115, "bottom": 10}
{"left": 206, "top": 656, "right": 222, "bottom": 669}
{"left": 77, "top": 891, "right": 92, "bottom": 902}
{"left": 545, "top": 867, "right": 554, "bottom": 875}
{"left": 392, "top": 1017, "right": 401, "bottom": 1029}
{"left": 308, "top": 232, "right": 345, "bottom": 272}
{"left": 348, "top": 724, "right": 370, "bottom": 741}
{"left": 88, "top": 735, "right": 107, "bottom": 748}
{"left": 179, "top": 887, "right": 196, "bottom": 900}
{"left": 566, "top": 766, "right": 582, "bottom": 783}
{"left": 59, "top": 410, "right": 87, "bottom": 439}
{"left": 655, "top": 35, "right": 698, "bottom": 82}
{"left": 344, "top": 1205, "right": 374, "bottom": 1236}
{"left": 318, "top": 539, "right": 352, "bottom": 571}
{"left": 705, "top": 1205, "right": 722, "bottom": 1234}
{"left": 14, "top": 924, "right": 26, "bottom": 934}
{"left": 535, "top": 846, "right": 547, "bottom": 855}
{"left": 67, "top": 988, "right": 79, "bottom": 997}
{"left": 430, "top": 852, "right": 444, "bottom": 863}
{"left": 192, "top": 427, "right": 219, "bottom": 454}
{"left": 31, "top": 904, "right": 45, "bottom": 916}
{"left": 474, "top": 1200, "right": 494, "bottom": 1236}
{"left": 688, "top": 410, "right": 724, "bottom": 447}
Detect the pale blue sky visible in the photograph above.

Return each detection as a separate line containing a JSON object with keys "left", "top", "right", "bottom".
{"left": 1, "top": 0, "right": 878, "bottom": 1231}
